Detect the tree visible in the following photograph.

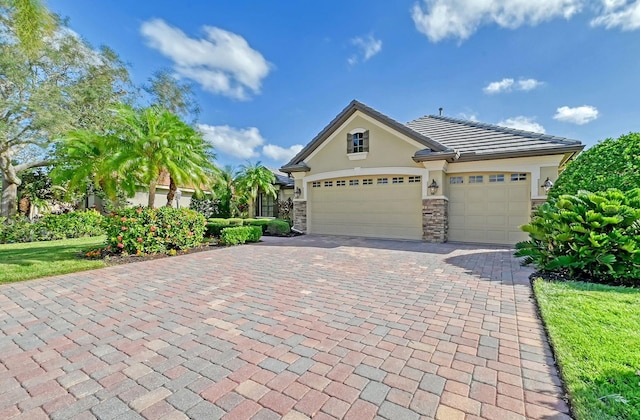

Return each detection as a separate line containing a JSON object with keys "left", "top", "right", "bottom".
{"left": 0, "top": 6, "right": 130, "bottom": 216}
{"left": 112, "top": 105, "right": 216, "bottom": 208}
{"left": 550, "top": 132, "right": 640, "bottom": 199}
{"left": 1, "top": 0, "right": 55, "bottom": 59}
{"left": 235, "top": 162, "right": 276, "bottom": 217}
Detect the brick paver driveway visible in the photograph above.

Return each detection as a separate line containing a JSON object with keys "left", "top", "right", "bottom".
{"left": 0, "top": 235, "right": 570, "bottom": 419}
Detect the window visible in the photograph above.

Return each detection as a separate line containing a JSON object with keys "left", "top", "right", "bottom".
{"left": 347, "top": 130, "right": 369, "bottom": 154}
{"left": 362, "top": 179, "right": 373, "bottom": 185}
{"left": 324, "top": 181, "right": 333, "bottom": 187}
{"left": 449, "top": 176, "right": 463, "bottom": 184}
{"left": 511, "top": 173, "right": 527, "bottom": 181}
{"left": 469, "top": 175, "right": 484, "bottom": 184}
{"left": 312, "top": 181, "right": 321, "bottom": 188}
{"left": 489, "top": 174, "right": 505, "bottom": 183}
{"left": 258, "top": 193, "right": 275, "bottom": 217}
{"left": 392, "top": 177, "right": 404, "bottom": 184}
{"left": 377, "top": 178, "right": 388, "bottom": 185}
{"left": 336, "top": 180, "right": 346, "bottom": 186}
{"left": 408, "top": 176, "right": 421, "bottom": 183}
{"left": 349, "top": 179, "right": 359, "bottom": 186}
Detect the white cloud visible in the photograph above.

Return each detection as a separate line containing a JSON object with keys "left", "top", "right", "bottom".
{"left": 348, "top": 34, "right": 382, "bottom": 65}
{"left": 412, "top": 0, "right": 583, "bottom": 42}
{"left": 553, "top": 105, "right": 599, "bottom": 124}
{"left": 483, "top": 78, "right": 543, "bottom": 94}
{"left": 591, "top": 0, "right": 640, "bottom": 30}
{"left": 197, "top": 124, "right": 265, "bottom": 159}
{"left": 497, "top": 116, "right": 546, "bottom": 133}
{"left": 458, "top": 112, "right": 479, "bottom": 121}
{"left": 140, "top": 19, "right": 271, "bottom": 100}
{"left": 262, "top": 144, "right": 304, "bottom": 162}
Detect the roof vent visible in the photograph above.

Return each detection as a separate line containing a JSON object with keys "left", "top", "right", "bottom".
{"left": 438, "top": 107, "right": 443, "bottom": 116}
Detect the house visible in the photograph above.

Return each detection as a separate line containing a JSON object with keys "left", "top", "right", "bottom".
{"left": 255, "top": 169, "right": 295, "bottom": 218}
{"left": 280, "top": 100, "right": 584, "bottom": 244}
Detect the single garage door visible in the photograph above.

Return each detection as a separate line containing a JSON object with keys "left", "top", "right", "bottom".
{"left": 309, "top": 175, "right": 423, "bottom": 240}
{"left": 448, "top": 173, "right": 530, "bottom": 245}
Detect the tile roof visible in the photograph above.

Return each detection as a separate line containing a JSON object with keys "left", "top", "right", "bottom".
{"left": 406, "top": 115, "right": 583, "bottom": 160}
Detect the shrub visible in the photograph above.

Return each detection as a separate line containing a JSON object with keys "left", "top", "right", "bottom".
{"left": 246, "top": 226, "right": 263, "bottom": 243}
{"left": 220, "top": 226, "right": 250, "bottom": 245}
{"left": 266, "top": 219, "right": 291, "bottom": 236}
{"left": 205, "top": 222, "right": 228, "bottom": 237}
{"left": 0, "top": 216, "right": 37, "bottom": 243}
{"left": 38, "top": 210, "right": 104, "bottom": 240}
{"left": 551, "top": 132, "right": 640, "bottom": 199}
{"left": 227, "top": 218, "right": 244, "bottom": 226}
{"left": 103, "top": 207, "right": 206, "bottom": 255}
{"left": 515, "top": 189, "right": 640, "bottom": 286}
{"left": 244, "top": 218, "right": 271, "bottom": 233}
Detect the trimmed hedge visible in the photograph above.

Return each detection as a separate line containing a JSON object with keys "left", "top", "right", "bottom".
{"left": 219, "top": 226, "right": 262, "bottom": 245}
{"left": 104, "top": 207, "right": 206, "bottom": 255}
{"left": 266, "top": 219, "right": 290, "bottom": 236}
{"left": 206, "top": 218, "right": 289, "bottom": 237}
{"left": 515, "top": 189, "right": 640, "bottom": 286}
{"left": 0, "top": 210, "right": 104, "bottom": 243}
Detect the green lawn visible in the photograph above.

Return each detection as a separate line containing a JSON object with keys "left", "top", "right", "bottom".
{"left": 534, "top": 279, "right": 640, "bottom": 419}
{"left": 0, "top": 236, "right": 107, "bottom": 284}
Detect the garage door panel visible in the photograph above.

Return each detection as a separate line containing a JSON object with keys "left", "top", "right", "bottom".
{"left": 448, "top": 174, "right": 530, "bottom": 245}
{"left": 309, "top": 177, "right": 422, "bottom": 240}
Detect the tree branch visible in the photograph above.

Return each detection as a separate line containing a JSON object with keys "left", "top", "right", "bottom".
{"left": 14, "top": 159, "right": 52, "bottom": 173}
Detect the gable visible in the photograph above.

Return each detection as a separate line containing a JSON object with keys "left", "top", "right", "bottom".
{"left": 305, "top": 113, "right": 425, "bottom": 174}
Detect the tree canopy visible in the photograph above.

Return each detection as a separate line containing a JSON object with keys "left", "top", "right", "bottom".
{"left": 550, "top": 132, "right": 640, "bottom": 199}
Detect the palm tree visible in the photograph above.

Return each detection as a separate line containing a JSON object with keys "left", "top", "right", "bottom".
{"left": 235, "top": 162, "right": 276, "bottom": 218}
{"left": 112, "top": 105, "right": 216, "bottom": 207}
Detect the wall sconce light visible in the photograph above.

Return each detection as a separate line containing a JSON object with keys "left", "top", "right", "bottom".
{"left": 294, "top": 187, "right": 301, "bottom": 199}
{"left": 428, "top": 179, "right": 439, "bottom": 195}
{"left": 542, "top": 177, "right": 553, "bottom": 193}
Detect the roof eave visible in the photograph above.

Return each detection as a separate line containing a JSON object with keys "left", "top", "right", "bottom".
{"left": 454, "top": 145, "right": 586, "bottom": 162}
{"left": 279, "top": 163, "right": 311, "bottom": 173}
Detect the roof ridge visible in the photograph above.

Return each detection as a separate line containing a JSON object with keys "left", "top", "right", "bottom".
{"left": 416, "top": 114, "right": 581, "bottom": 145}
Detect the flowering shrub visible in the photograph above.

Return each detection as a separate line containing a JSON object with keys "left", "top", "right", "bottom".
{"left": 103, "top": 207, "right": 206, "bottom": 255}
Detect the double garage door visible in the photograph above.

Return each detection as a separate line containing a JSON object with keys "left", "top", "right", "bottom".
{"left": 307, "top": 172, "right": 531, "bottom": 244}
{"left": 309, "top": 175, "right": 423, "bottom": 240}
{"left": 448, "top": 173, "right": 530, "bottom": 244}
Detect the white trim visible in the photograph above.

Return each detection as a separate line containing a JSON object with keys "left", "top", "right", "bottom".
{"left": 349, "top": 127, "right": 367, "bottom": 134}
{"left": 423, "top": 195, "right": 449, "bottom": 201}
{"left": 347, "top": 152, "right": 368, "bottom": 161}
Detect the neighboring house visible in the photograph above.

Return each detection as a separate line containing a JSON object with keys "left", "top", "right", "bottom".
{"left": 255, "top": 169, "right": 295, "bottom": 218}
{"left": 280, "top": 100, "right": 584, "bottom": 245}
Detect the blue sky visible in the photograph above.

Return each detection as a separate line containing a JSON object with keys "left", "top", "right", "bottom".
{"left": 49, "top": 0, "right": 640, "bottom": 168}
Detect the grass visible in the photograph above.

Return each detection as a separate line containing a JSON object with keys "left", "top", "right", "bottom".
{"left": 0, "top": 236, "right": 107, "bottom": 284}
{"left": 534, "top": 279, "right": 640, "bottom": 419}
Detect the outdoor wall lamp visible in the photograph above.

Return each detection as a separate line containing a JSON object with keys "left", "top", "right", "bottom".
{"left": 542, "top": 177, "right": 554, "bottom": 194}
{"left": 294, "top": 187, "right": 301, "bottom": 199}
{"left": 428, "top": 179, "right": 439, "bottom": 195}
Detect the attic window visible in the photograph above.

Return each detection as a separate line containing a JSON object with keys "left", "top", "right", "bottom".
{"left": 347, "top": 130, "right": 369, "bottom": 154}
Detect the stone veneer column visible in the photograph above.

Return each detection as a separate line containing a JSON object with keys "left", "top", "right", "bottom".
{"left": 422, "top": 198, "right": 448, "bottom": 243}
{"left": 293, "top": 200, "right": 307, "bottom": 233}
{"left": 531, "top": 198, "right": 547, "bottom": 212}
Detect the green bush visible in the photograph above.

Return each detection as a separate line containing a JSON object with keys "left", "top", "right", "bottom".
{"left": 205, "top": 222, "right": 228, "bottom": 237}
{"left": 515, "top": 189, "right": 640, "bottom": 286}
{"left": 266, "top": 219, "right": 291, "bottom": 236}
{"left": 220, "top": 226, "right": 250, "bottom": 245}
{"left": 551, "top": 132, "right": 640, "bottom": 199}
{"left": 246, "top": 226, "right": 263, "bottom": 242}
{"left": 38, "top": 210, "right": 104, "bottom": 240}
{"left": 0, "top": 210, "right": 104, "bottom": 244}
{"left": 244, "top": 218, "right": 271, "bottom": 233}
{"left": 208, "top": 218, "right": 230, "bottom": 225}
{"left": 104, "top": 207, "right": 206, "bottom": 255}
{"left": 227, "top": 218, "right": 244, "bottom": 226}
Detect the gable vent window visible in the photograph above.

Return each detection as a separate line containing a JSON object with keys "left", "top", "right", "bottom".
{"left": 312, "top": 181, "right": 321, "bottom": 188}
{"left": 377, "top": 178, "right": 388, "bottom": 185}
{"left": 347, "top": 130, "right": 370, "bottom": 154}
{"left": 450, "top": 176, "right": 464, "bottom": 184}
{"left": 349, "top": 179, "right": 359, "bottom": 186}
{"left": 469, "top": 175, "right": 484, "bottom": 184}
{"left": 392, "top": 177, "right": 404, "bottom": 184}
{"left": 363, "top": 179, "right": 373, "bottom": 185}
{"left": 510, "top": 173, "right": 527, "bottom": 182}
{"left": 408, "top": 176, "right": 421, "bottom": 183}
{"left": 324, "top": 181, "right": 333, "bottom": 187}
{"left": 336, "top": 180, "right": 346, "bottom": 186}
{"left": 489, "top": 174, "right": 505, "bottom": 183}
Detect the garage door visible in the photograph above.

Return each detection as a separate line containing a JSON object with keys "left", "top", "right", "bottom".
{"left": 309, "top": 175, "right": 423, "bottom": 240}
{"left": 448, "top": 173, "right": 530, "bottom": 245}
